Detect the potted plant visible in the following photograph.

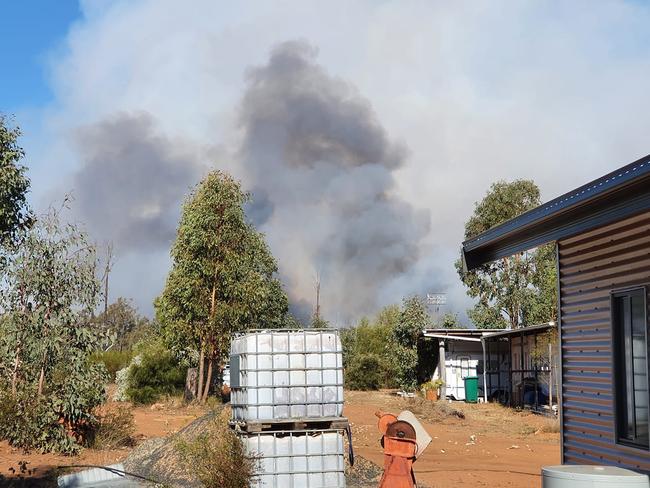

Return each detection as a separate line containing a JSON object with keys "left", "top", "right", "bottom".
{"left": 422, "top": 379, "right": 445, "bottom": 401}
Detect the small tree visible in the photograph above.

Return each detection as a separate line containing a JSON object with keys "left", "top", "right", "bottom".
{"left": 0, "top": 205, "right": 108, "bottom": 453}
{"left": 341, "top": 304, "right": 400, "bottom": 389}
{"left": 437, "top": 312, "right": 459, "bottom": 329}
{"left": 156, "top": 171, "right": 289, "bottom": 403}
{"left": 456, "top": 180, "right": 557, "bottom": 329}
{"left": 93, "top": 297, "right": 147, "bottom": 351}
{"left": 393, "top": 296, "right": 430, "bottom": 391}
{"left": 310, "top": 315, "right": 330, "bottom": 328}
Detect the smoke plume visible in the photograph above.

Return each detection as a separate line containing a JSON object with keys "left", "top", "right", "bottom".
{"left": 72, "top": 112, "right": 204, "bottom": 252}
{"left": 238, "top": 41, "right": 431, "bottom": 321}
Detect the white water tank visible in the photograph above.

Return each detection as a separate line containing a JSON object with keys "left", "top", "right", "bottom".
{"left": 230, "top": 329, "right": 344, "bottom": 421}
{"left": 241, "top": 429, "right": 346, "bottom": 487}
{"left": 542, "top": 466, "right": 650, "bottom": 488}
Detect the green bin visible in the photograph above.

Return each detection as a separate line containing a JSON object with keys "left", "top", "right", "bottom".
{"left": 464, "top": 376, "right": 478, "bottom": 403}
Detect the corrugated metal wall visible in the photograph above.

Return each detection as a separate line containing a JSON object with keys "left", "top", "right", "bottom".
{"left": 558, "top": 210, "right": 650, "bottom": 471}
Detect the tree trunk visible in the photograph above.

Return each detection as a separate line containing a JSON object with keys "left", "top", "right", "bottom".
{"left": 197, "top": 342, "right": 205, "bottom": 402}
{"left": 11, "top": 345, "right": 21, "bottom": 396}
{"left": 184, "top": 368, "right": 198, "bottom": 402}
{"left": 202, "top": 359, "right": 214, "bottom": 404}
{"left": 37, "top": 366, "right": 45, "bottom": 396}
{"left": 201, "top": 280, "right": 218, "bottom": 404}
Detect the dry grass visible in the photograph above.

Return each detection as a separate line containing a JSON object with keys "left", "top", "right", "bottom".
{"left": 399, "top": 397, "right": 466, "bottom": 423}
{"left": 175, "top": 409, "right": 256, "bottom": 488}
{"left": 90, "top": 404, "right": 135, "bottom": 450}
{"left": 538, "top": 418, "right": 561, "bottom": 433}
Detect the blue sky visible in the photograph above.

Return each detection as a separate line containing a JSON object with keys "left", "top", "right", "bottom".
{"left": 0, "top": 0, "right": 80, "bottom": 112}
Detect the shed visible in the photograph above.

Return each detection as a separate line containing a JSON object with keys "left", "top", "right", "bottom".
{"left": 482, "top": 323, "right": 559, "bottom": 411}
{"left": 423, "top": 324, "right": 558, "bottom": 409}
{"left": 462, "top": 154, "right": 650, "bottom": 472}
{"left": 422, "top": 328, "right": 499, "bottom": 400}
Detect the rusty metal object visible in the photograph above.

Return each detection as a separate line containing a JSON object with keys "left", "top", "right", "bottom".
{"left": 375, "top": 410, "right": 425, "bottom": 488}
{"left": 376, "top": 411, "right": 397, "bottom": 435}
{"left": 385, "top": 420, "right": 416, "bottom": 441}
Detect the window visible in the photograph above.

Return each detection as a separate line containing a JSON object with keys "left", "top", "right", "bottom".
{"left": 613, "top": 287, "right": 649, "bottom": 449}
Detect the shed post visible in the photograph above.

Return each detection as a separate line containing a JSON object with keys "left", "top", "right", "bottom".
{"left": 481, "top": 338, "right": 488, "bottom": 403}
{"left": 438, "top": 339, "right": 446, "bottom": 393}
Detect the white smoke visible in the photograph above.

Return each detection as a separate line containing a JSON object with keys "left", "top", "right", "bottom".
{"left": 23, "top": 0, "right": 650, "bottom": 322}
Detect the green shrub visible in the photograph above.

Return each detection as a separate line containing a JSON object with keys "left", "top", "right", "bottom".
{"left": 392, "top": 345, "right": 418, "bottom": 392}
{"left": 0, "top": 389, "right": 78, "bottom": 454}
{"left": 176, "top": 410, "right": 257, "bottom": 488}
{"left": 91, "top": 350, "right": 133, "bottom": 381}
{"left": 0, "top": 361, "right": 108, "bottom": 455}
{"left": 126, "top": 347, "right": 186, "bottom": 404}
{"left": 345, "top": 353, "right": 383, "bottom": 390}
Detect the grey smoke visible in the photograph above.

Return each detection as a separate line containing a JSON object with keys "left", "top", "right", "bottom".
{"left": 72, "top": 112, "right": 204, "bottom": 252}
{"left": 68, "top": 41, "right": 433, "bottom": 323}
{"left": 239, "top": 41, "right": 431, "bottom": 321}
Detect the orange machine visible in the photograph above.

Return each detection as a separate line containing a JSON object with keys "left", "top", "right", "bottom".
{"left": 375, "top": 410, "right": 431, "bottom": 488}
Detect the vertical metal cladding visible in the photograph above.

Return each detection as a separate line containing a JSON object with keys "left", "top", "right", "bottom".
{"left": 558, "top": 210, "right": 650, "bottom": 472}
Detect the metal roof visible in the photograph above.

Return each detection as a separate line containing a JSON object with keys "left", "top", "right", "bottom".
{"left": 421, "top": 328, "right": 501, "bottom": 337}
{"left": 462, "top": 153, "right": 650, "bottom": 270}
{"left": 482, "top": 323, "right": 556, "bottom": 340}
{"left": 422, "top": 324, "right": 556, "bottom": 341}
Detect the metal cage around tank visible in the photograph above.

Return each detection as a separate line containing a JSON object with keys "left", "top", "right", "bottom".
{"left": 241, "top": 428, "right": 347, "bottom": 488}
{"left": 230, "top": 329, "right": 344, "bottom": 421}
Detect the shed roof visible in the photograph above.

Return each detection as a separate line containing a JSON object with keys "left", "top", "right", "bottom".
{"left": 421, "top": 328, "right": 501, "bottom": 337}
{"left": 462, "top": 154, "right": 650, "bottom": 270}
{"left": 482, "top": 323, "right": 556, "bottom": 340}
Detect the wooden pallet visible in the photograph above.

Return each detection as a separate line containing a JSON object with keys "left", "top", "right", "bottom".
{"left": 230, "top": 416, "right": 349, "bottom": 433}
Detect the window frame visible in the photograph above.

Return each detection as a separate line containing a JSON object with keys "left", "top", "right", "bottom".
{"left": 611, "top": 285, "right": 649, "bottom": 450}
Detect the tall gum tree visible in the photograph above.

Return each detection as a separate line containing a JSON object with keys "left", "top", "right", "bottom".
{"left": 0, "top": 115, "right": 32, "bottom": 248}
{"left": 156, "top": 171, "right": 289, "bottom": 403}
{"left": 456, "top": 180, "right": 557, "bottom": 329}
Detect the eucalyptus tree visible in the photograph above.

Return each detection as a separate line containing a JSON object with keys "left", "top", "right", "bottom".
{"left": 456, "top": 180, "right": 557, "bottom": 329}
{"left": 392, "top": 296, "right": 430, "bottom": 391}
{"left": 156, "top": 171, "right": 288, "bottom": 403}
{"left": 0, "top": 205, "right": 108, "bottom": 453}
{"left": 0, "top": 115, "right": 32, "bottom": 247}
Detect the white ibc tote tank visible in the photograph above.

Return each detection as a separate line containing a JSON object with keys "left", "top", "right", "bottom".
{"left": 230, "top": 329, "right": 344, "bottom": 421}
{"left": 542, "top": 466, "right": 649, "bottom": 488}
{"left": 243, "top": 429, "right": 346, "bottom": 488}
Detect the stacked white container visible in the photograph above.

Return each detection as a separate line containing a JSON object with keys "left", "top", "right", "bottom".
{"left": 230, "top": 329, "right": 347, "bottom": 488}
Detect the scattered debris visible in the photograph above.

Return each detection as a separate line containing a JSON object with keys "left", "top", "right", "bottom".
{"left": 396, "top": 391, "right": 416, "bottom": 398}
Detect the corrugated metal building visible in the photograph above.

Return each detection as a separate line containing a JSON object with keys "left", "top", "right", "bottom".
{"left": 423, "top": 325, "right": 558, "bottom": 408}
{"left": 462, "top": 154, "right": 650, "bottom": 473}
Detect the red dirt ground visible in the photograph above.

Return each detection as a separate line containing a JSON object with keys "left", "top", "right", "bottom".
{"left": 0, "top": 401, "right": 208, "bottom": 483}
{"left": 344, "top": 390, "right": 560, "bottom": 488}
{"left": 1, "top": 391, "right": 559, "bottom": 486}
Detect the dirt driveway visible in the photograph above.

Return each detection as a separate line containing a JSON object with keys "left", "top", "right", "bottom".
{"left": 344, "top": 390, "right": 560, "bottom": 488}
